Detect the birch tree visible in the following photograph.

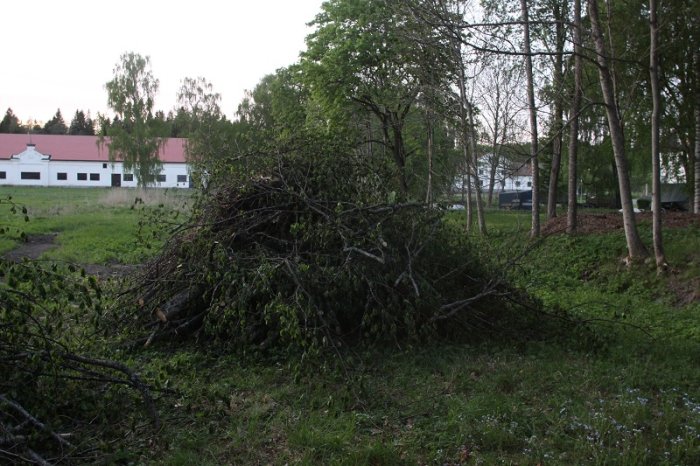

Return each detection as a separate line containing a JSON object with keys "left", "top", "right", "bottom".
{"left": 545, "top": 0, "right": 566, "bottom": 220}
{"left": 649, "top": 0, "right": 666, "bottom": 269}
{"left": 520, "top": 0, "right": 540, "bottom": 238}
{"left": 566, "top": 0, "right": 582, "bottom": 234}
{"left": 104, "top": 52, "right": 163, "bottom": 187}
{"left": 588, "top": 0, "right": 648, "bottom": 261}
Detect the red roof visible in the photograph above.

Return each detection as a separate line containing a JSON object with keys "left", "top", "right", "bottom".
{"left": 0, "top": 134, "right": 186, "bottom": 163}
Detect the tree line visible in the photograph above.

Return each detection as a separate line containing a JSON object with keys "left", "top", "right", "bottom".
{"left": 0, "top": 108, "right": 96, "bottom": 135}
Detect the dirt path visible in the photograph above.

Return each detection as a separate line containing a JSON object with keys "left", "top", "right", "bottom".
{"left": 2, "top": 233, "right": 138, "bottom": 278}
{"left": 3, "top": 233, "right": 58, "bottom": 261}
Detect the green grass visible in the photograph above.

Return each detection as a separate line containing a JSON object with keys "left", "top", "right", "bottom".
{"left": 3, "top": 189, "right": 698, "bottom": 464}
{"left": 137, "top": 338, "right": 698, "bottom": 465}
{"left": 0, "top": 186, "right": 191, "bottom": 264}
{"left": 126, "top": 209, "right": 699, "bottom": 465}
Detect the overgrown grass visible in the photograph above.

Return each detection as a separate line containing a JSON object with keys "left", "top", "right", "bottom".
{"left": 3, "top": 190, "right": 698, "bottom": 464}
{"left": 0, "top": 186, "right": 190, "bottom": 264}
{"left": 136, "top": 339, "right": 698, "bottom": 465}
{"left": 124, "top": 209, "right": 699, "bottom": 465}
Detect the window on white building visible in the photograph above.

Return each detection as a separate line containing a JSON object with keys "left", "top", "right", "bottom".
{"left": 57, "top": 173, "right": 67, "bottom": 180}
{"left": 177, "top": 175, "right": 187, "bottom": 183}
{"left": 21, "top": 172, "right": 40, "bottom": 180}
{"left": 0, "top": 171, "right": 6, "bottom": 179}
{"left": 123, "top": 174, "right": 134, "bottom": 182}
{"left": 527, "top": 181, "right": 532, "bottom": 187}
{"left": 515, "top": 181, "right": 521, "bottom": 187}
{"left": 77, "top": 173, "right": 87, "bottom": 181}
{"left": 90, "top": 173, "right": 100, "bottom": 181}
{"left": 156, "top": 174, "right": 166, "bottom": 182}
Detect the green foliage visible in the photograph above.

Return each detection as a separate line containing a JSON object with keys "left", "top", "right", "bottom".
{"left": 104, "top": 52, "right": 163, "bottom": 187}
{"left": 68, "top": 109, "right": 95, "bottom": 135}
{"left": 302, "top": 0, "right": 456, "bottom": 197}
{"left": 0, "top": 107, "right": 24, "bottom": 133}
{"left": 0, "top": 192, "right": 168, "bottom": 463}
{"left": 42, "top": 108, "right": 68, "bottom": 134}
{"left": 132, "top": 337, "right": 700, "bottom": 465}
{"left": 0, "top": 256, "right": 147, "bottom": 463}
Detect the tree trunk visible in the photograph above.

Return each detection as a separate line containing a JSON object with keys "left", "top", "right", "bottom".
{"left": 546, "top": 2, "right": 565, "bottom": 219}
{"left": 547, "top": 1, "right": 565, "bottom": 221}
{"left": 464, "top": 147, "right": 474, "bottom": 231}
{"left": 521, "top": 0, "right": 540, "bottom": 238}
{"left": 390, "top": 118, "right": 409, "bottom": 196}
{"left": 487, "top": 84, "right": 501, "bottom": 206}
{"left": 694, "top": 47, "right": 700, "bottom": 214}
{"left": 649, "top": 0, "right": 666, "bottom": 269}
{"left": 425, "top": 112, "right": 434, "bottom": 204}
{"left": 468, "top": 101, "right": 487, "bottom": 235}
{"left": 567, "top": 0, "right": 582, "bottom": 235}
{"left": 454, "top": 41, "right": 484, "bottom": 234}
{"left": 487, "top": 144, "right": 501, "bottom": 206}
{"left": 588, "top": 0, "right": 648, "bottom": 260}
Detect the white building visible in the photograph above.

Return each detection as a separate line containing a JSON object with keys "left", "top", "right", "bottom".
{"left": 477, "top": 157, "right": 533, "bottom": 191}
{"left": 0, "top": 134, "right": 190, "bottom": 188}
{"left": 454, "top": 155, "right": 533, "bottom": 193}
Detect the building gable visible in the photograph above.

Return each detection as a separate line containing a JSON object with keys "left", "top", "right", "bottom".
{"left": 11, "top": 144, "right": 50, "bottom": 162}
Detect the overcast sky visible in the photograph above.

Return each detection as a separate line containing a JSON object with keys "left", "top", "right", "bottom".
{"left": 0, "top": 0, "right": 325, "bottom": 125}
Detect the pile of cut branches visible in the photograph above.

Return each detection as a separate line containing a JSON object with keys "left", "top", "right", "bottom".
{"left": 119, "top": 138, "right": 538, "bottom": 354}
{"left": 0, "top": 259, "right": 159, "bottom": 465}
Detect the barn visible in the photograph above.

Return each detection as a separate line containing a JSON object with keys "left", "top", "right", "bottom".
{"left": 0, "top": 134, "right": 190, "bottom": 188}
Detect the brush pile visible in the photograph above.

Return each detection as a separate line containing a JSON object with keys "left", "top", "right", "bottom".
{"left": 122, "top": 140, "right": 529, "bottom": 353}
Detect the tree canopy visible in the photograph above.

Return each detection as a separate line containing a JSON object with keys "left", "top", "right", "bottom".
{"left": 68, "top": 110, "right": 95, "bottom": 135}
{"left": 43, "top": 109, "right": 68, "bottom": 135}
{"left": 103, "top": 52, "right": 163, "bottom": 187}
{"left": 0, "top": 108, "right": 23, "bottom": 134}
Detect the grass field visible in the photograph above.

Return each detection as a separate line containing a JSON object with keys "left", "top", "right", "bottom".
{"left": 0, "top": 186, "right": 191, "bottom": 264}
{"left": 2, "top": 188, "right": 699, "bottom": 465}
{"left": 138, "top": 208, "right": 698, "bottom": 465}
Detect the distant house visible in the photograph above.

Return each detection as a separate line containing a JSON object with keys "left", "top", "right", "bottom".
{"left": 453, "top": 155, "right": 533, "bottom": 193}
{"left": 0, "top": 134, "right": 190, "bottom": 188}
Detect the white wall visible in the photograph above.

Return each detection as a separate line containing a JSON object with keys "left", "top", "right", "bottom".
{"left": 0, "top": 146, "right": 191, "bottom": 188}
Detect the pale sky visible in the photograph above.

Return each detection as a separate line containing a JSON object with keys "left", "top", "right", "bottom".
{"left": 0, "top": 0, "right": 325, "bottom": 125}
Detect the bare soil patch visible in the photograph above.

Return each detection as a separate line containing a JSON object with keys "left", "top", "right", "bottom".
{"left": 3, "top": 233, "right": 138, "bottom": 278}
{"left": 543, "top": 211, "right": 700, "bottom": 235}
{"left": 3, "top": 233, "right": 58, "bottom": 262}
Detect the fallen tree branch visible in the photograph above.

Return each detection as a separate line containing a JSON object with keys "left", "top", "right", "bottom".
{"left": 58, "top": 353, "right": 160, "bottom": 431}
{"left": 0, "top": 394, "right": 72, "bottom": 448}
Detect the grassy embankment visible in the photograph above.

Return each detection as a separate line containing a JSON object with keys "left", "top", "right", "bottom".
{"left": 1, "top": 188, "right": 698, "bottom": 465}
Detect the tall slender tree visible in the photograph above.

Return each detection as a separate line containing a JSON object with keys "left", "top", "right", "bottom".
{"left": 566, "top": 0, "right": 583, "bottom": 234}
{"left": 649, "top": 0, "right": 666, "bottom": 269}
{"left": 545, "top": 0, "right": 566, "bottom": 220}
{"left": 695, "top": 47, "right": 700, "bottom": 214}
{"left": 521, "top": 0, "right": 540, "bottom": 238}
{"left": 588, "top": 0, "right": 648, "bottom": 261}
